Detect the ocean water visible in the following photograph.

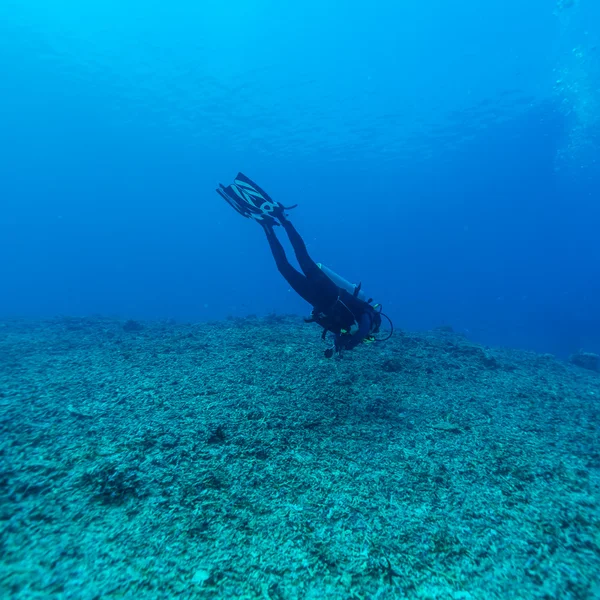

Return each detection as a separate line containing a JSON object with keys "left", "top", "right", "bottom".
{"left": 1, "top": 0, "right": 598, "bottom": 357}
{"left": 1, "top": 1, "right": 600, "bottom": 599}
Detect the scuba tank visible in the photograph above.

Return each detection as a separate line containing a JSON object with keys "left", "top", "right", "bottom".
{"left": 316, "top": 263, "right": 369, "bottom": 302}
{"left": 311, "top": 263, "right": 394, "bottom": 356}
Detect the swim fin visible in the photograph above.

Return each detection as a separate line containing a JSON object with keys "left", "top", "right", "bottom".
{"left": 216, "top": 173, "right": 297, "bottom": 222}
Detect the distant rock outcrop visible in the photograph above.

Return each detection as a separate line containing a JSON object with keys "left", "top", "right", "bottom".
{"left": 123, "top": 319, "right": 144, "bottom": 332}
{"left": 569, "top": 351, "right": 600, "bottom": 372}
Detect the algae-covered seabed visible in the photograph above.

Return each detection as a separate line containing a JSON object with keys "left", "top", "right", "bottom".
{"left": 0, "top": 316, "right": 599, "bottom": 600}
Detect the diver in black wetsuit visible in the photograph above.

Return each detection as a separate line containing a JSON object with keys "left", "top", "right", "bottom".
{"left": 216, "top": 173, "right": 385, "bottom": 357}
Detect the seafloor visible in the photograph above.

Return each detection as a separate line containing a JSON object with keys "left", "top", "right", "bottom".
{"left": 0, "top": 315, "right": 599, "bottom": 600}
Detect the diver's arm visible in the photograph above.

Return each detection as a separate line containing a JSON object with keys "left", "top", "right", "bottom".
{"left": 343, "top": 312, "right": 372, "bottom": 351}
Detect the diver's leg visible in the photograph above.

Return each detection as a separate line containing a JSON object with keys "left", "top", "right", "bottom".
{"left": 261, "top": 224, "right": 320, "bottom": 305}
{"left": 278, "top": 217, "right": 339, "bottom": 309}
{"left": 279, "top": 217, "right": 338, "bottom": 285}
{"left": 278, "top": 217, "right": 318, "bottom": 276}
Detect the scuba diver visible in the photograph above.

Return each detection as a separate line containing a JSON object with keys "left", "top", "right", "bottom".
{"left": 216, "top": 173, "right": 391, "bottom": 357}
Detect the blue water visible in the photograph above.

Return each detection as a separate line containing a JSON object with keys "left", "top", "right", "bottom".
{"left": 1, "top": 0, "right": 598, "bottom": 358}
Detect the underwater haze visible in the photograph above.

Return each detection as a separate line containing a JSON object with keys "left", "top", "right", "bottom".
{"left": 1, "top": 0, "right": 599, "bottom": 355}
{"left": 3, "top": 3, "right": 600, "bottom": 599}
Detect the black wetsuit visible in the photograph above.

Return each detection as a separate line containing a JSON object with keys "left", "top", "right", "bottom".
{"left": 262, "top": 217, "right": 375, "bottom": 351}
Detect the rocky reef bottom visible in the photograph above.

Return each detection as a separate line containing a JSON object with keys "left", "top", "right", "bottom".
{"left": 1, "top": 315, "right": 599, "bottom": 599}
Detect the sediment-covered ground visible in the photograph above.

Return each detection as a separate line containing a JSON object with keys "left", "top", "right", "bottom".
{"left": 0, "top": 315, "right": 599, "bottom": 599}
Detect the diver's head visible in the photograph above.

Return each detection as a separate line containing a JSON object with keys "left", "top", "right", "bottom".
{"left": 371, "top": 311, "right": 382, "bottom": 335}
